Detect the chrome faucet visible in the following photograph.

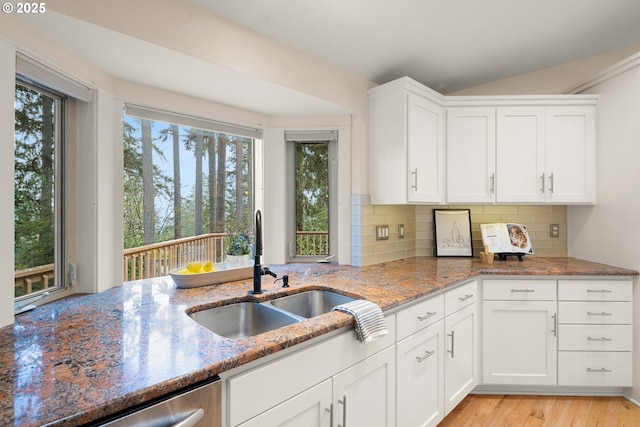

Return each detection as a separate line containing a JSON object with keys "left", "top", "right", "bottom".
{"left": 251, "top": 210, "right": 276, "bottom": 295}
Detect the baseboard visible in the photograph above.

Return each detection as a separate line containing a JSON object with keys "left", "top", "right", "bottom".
{"left": 473, "top": 384, "right": 624, "bottom": 397}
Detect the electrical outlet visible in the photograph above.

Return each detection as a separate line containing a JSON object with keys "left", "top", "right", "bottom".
{"left": 550, "top": 223, "right": 560, "bottom": 238}
{"left": 376, "top": 225, "right": 390, "bottom": 241}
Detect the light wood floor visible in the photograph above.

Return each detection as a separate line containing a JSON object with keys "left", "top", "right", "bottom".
{"left": 438, "top": 395, "right": 640, "bottom": 427}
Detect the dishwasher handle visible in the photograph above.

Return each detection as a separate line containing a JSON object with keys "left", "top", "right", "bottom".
{"left": 173, "top": 408, "right": 204, "bottom": 427}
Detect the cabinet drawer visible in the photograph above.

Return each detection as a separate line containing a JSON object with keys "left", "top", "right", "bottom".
{"left": 558, "top": 280, "right": 632, "bottom": 301}
{"left": 445, "top": 281, "right": 477, "bottom": 316}
{"left": 483, "top": 280, "right": 556, "bottom": 301}
{"left": 558, "top": 302, "right": 632, "bottom": 324}
{"left": 558, "top": 351, "right": 632, "bottom": 387}
{"left": 397, "top": 294, "right": 444, "bottom": 340}
{"left": 558, "top": 324, "right": 632, "bottom": 351}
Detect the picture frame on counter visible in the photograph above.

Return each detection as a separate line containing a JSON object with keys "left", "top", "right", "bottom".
{"left": 434, "top": 209, "right": 473, "bottom": 257}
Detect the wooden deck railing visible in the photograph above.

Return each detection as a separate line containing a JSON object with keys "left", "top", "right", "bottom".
{"left": 296, "top": 231, "right": 329, "bottom": 256}
{"left": 14, "top": 263, "right": 55, "bottom": 296}
{"left": 15, "top": 231, "right": 330, "bottom": 292}
{"left": 123, "top": 233, "right": 226, "bottom": 281}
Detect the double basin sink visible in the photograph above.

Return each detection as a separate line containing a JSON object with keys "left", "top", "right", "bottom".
{"left": 189, "top": 290, "right": 357, "bottom": 339}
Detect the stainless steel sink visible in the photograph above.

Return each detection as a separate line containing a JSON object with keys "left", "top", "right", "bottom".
{"left": 266, "top": 290, "right": 356, "bottom": 318}
{"left": 190, "top": 302, "right": 301, "bottom": 339}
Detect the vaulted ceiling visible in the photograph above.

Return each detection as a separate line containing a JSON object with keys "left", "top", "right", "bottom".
{"left": 9, "top": 0, "right": 640, "bottom": 115}
{"left": 191, "top": 0, "right": 640, "bottom": 93}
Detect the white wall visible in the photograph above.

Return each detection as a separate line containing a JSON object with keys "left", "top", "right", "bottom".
{"left": 567, "top": 60, "right": 640, "bottom": 403}
{"left": 0, "top": 36, "right": 17, "bottom": 328}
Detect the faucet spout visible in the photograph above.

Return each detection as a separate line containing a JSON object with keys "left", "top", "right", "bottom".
{"left": 251, "top": 210, "right": 276, "bottom": 294}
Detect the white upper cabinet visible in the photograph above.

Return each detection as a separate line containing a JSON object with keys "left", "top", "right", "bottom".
{"left": 496, "top": 105, "right": 596, "bottom": 203}
{"left": 368, "top": 78, "right": 445, "bottom": 204}
{"left": 446, "top": 108, "right": 496, "bottom": 204}
{"left": 496, "top": 107, "right": 545, "bottom": 203}
{"left": 446, "top": 102, "right": 596, "bottom": 205}
{"left": 544, "top": 106, "right": 596, "bottom": 203}
{"left": 368, "top": 77, "right": 597, "bottom": 205}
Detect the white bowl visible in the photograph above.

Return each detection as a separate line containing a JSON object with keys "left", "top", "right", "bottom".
{"left": 169, "top": 264, "right": 253, "bottom": 289}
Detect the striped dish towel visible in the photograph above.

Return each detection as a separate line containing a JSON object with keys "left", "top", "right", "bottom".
{"left": 334, "top": 300, "right": 388, "bottom": 343}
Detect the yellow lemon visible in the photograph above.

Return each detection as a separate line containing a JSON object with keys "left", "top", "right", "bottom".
{"left": 178, "top": 268, "right": 189, "bottom": 275}
{"left": 186, "top": 262, "right": 203, "bottom": 274}
{"left": 203, "top": 260, "right": 214, "bottom": 272}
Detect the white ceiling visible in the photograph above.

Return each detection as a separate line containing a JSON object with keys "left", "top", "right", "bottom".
{"left": 191, "top": 0, "right": 640, "bottom": 93}
{"left": 11, "top": 0, "right": 640, "bottom": 115}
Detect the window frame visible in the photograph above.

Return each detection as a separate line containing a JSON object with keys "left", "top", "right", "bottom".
{"left": 285, "top": 130, "right": 338, "bottom": 263}
{"left": 14, "top": 78, "right": 68, "bottom": 302}
{"left": 13, "top": 53, "right": 89, "bottom": 306}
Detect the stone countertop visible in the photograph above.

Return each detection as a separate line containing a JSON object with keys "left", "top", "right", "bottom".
{"left": 0, "top": 257, "right": 636, "bottom": 426}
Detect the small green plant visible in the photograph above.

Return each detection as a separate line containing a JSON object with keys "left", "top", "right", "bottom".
{"left": 226, "top": 233, "right": 251, "bottom": 256}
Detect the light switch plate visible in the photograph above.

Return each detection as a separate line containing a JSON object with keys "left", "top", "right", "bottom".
{"left": 398, "top": 224, "right": 405, "bottom": 239}
{"left": 376, "top": 225, "right": 390, "bottom": 241}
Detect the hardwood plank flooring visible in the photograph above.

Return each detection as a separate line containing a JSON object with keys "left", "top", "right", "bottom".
{"left": 438, "top": 395, "right": 640, "bottom": 427}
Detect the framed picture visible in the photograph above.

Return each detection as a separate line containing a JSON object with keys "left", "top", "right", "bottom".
{"left": 434, "top": 209, "right": 473, "bottom": 257}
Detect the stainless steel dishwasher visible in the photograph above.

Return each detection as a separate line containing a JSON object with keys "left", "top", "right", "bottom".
{"left": 98, "top": 379, "right": 221, "bottom": 427}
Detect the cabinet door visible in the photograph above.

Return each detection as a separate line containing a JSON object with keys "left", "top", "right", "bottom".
{"left": 238, "top": 379, "right": 332, "bottom": 427}
{"left": 407, "top": 93, "right": 444, "bottom": 203}
{"left": 396, "top": 320, "right": 445, "bottom": 427}
{"left": 332, "top": 346, "right": 395, "bottom": 427}
{"left": 483, "top": 300, "right": 557, "bottom": 385}
{"left": 544, "top": 106, "right": 596, "bottom": 203}
{"left": 444, "top": 303, "right": 478, "bottom": 414}
{"left": 496, "top": 107, "right": 545, "bottom": 202}
{"left": 446, "top": 108, "right": 496, "bottom": 203}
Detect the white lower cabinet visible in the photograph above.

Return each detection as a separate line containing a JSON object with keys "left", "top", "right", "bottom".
{"left": 481, "top": 278, "right": 634, "bottom": 389}
{"left": 557, "top": 279, "right": 633, "bottom": 387}
{"left": 444, "top": 302, "right": 478, "bottom": 413}
{"left": 223, "top": 315, "right": 396, "bottom": 427}
{"left": 396, "top": 320, "right": 445, "bottom": 427}
{"left": 239, "top": 347, "right": 396, "bottom": 427}
{"left": 333, "top": 346, "right": 396, "bottom": 427}
{"left": 483, "top": 300, "right": 557, "bottom": 385}
{"left": 238, "top": 380, "right": 332, "bottom": 427}
{"left": 395, "top": 280, "right": 478, "bottom": 426}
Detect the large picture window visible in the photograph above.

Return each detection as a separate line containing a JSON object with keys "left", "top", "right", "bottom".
{"left": 123, "top": 106, "right": 258, "bottom": 279}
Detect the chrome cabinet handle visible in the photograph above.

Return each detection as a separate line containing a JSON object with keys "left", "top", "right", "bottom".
{"left": 551, "top": 313, "right": 557, "bottom": 337}
{"left": 587, "top": 367, "right": 612, "bottom": 373}
{"left": 587, "top": 289, "right": 613, "bottom": 293}
{"left": 172, "top": 409, "right": 204, "bottom": 427}
{"left": 490, "top": 173, "right": 495, "bottom": 194}
{"left": 411, "top": 168, "right": 418, "bottom": 190}
{"left": 510, "top": 289, "right": 535, "bottom": 293}
{"left": 417, "top": 311, "right": 437, "bottom": 321}
{"left": 338, "top": 395, "right": 347, "bottom": 427}
{"left": 587, "top": 311, "right": 612, "bottom": 316}
{"left": 539, "top": 173, "right": 545, "bottom": 193}
{"left": 458, "top": 294, "right": 473, "bottom": 302}
{"left": 447, "top": 330, "right": 455, "bottom": 358}
{"left": 548, "top": 172, "right": 554, "bottom": 193}
{"left": 587, "top": 336, "right": 613, "bottom": 342}
{"left": 416, "top": 350, "right": 436, "bottom": 363}
{"left": 326, "top": 404, "right": 334, "bottom": 427}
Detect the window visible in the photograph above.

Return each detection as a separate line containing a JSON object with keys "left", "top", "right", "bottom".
{"left": 14, "top": 80, "right": 64, "bottom": 300}
{"left": 286, "top": 131, "right": 338, "bottom": 262}
{"left": 13, "top": 54, "right": 91, "bottom": 307}
{"left": 123, "top": 106, "right": 259, "bottom": 279}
